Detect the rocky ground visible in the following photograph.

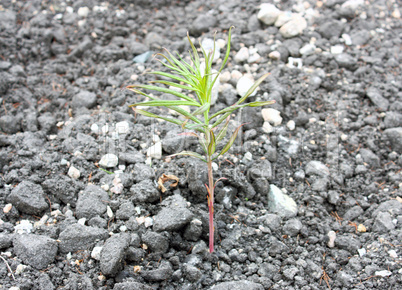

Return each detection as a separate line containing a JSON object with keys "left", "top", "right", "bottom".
{"left": 0, "top": 0, "right": 401, "bottom": 289}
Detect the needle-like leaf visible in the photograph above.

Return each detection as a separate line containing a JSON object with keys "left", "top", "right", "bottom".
{"left": 169, "top": 151, "right": 207, "bottom": 162}
{"left": 216, "top": 123, "right": 247, "bottom": 157}
{"left": 237, "top": 72, "right": 271, "bottom": 105}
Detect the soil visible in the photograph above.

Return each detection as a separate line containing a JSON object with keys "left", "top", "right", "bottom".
{"left": 0, "top": 0, "right": 401, "bottom": 289}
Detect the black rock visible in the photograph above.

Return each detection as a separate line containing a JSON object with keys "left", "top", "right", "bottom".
{"left": 373, "top": 212, "right": 395, "bottom": 233}
{"left": 366, "top": 87, "right": 389, "bottom": 111}
{"left": 76, "top": 185, "right": 110, "bottom": 219}
{"left": 100, "top": 233, "right": 131, "bottom": 276}
{"left": 113, "top": 282, "right": 152, "bottom": 290}
{"left": 318, "top": 20, "right": 344, "bottom": 39}
{"left": 359, "top": 148, "right": 380, "bottom": 169}
{"left": 383, "top": 127, "right": 402, "bottom": 153}
{"left": 384, "top": 112, "right": 402, "bottom": 129}
{"left": 116, "top": 201, "right": 136, "bottom": 220}
{"left": 190, "top": 14, "right": 217, "bottom": 36}
{"left": 283, "top": 218, "right": 303, "bottom": 236}
{"left": 209, "top": 280, "right": 264, "bottom": 290}
{"left": 13, "top": 234, "right": 58, "bottom": 270}
{"left": 334, "top": 53, "right": 357, "bottom": 70}
{"left": 58, "top": 223, "right": 108, "bottom": 253}
{"left": 72, "top": 90, "right": 97, "bottom": 109}
{"left": 130, "top": 179, "right": 160, "bottom": 203}
{"left": 0, "top": 115, "right": 21, "bottom": 134}
{"left": 142, "top": 231, "right": 169, "bottom": 253}
{"left": 141, "top": 261, "right": 173, "bottom": 282}
{"left": 6, "top": 181, "right": 48, "bottom": 215}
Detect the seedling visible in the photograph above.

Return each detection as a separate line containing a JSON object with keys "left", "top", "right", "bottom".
{"left": 127, "top": 27, "right": 274, "bottom": 253}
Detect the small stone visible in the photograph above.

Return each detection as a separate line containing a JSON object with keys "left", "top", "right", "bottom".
{"left": 68, "top": 166, "right": 80, "bottom": 179}
{"left": 283, "top": 219, "right": 302, "bottom": 236}
{"left": 275, "top": 11, "right": 293, "bottom": 27}
{"left": 116, "top": 121, "right": 130, "bottom": 134}
{"left": 106, "top": 206, "right": 113, "bottom": 218}
{"left": 375, "top": 270, "right": 392, "bottom": 277}
{"left": 147, "top": 142, "right": 162, "bottom": 159}
{"left": 342, "top": 34, "right": 352, "bottom": 45}
{"left": 279, "top": 15, "right": 307, "bottom": 38}
{"left": 287, "top": 57, "right": 302, "bottom": 69}
{"left": 236, "top": 74, "right": 257, "bottom": 98}
{"left": 305, "top": 161, "right": 329, "bottom": 177}
{"left": 3, "top": 203, "right": 12, "bottom": 213}
{"left": 77, "top": 7, "right": 90, "bottom": 17}
{"left": 267, "top": 185, "right": 298, "bottom": 218}
{"left": 201, "top": 38, "right": 220, "bottom": 63}
{"left": 331, "top": 45, "right": 344, "bottom": 54}
{"left": 262, "top": 121, "right": 273, "bottom": 133}
{"left": 258, "top": 3, "right": 281, "bottom": 25}
{"left": 7, "top": 181, "right": 48, "bottom": 215}
{"left": 133, "top": 51, "right": 153, "bottom": 63}
{"left": 14, "top": 220, "right": 33, "bottom": 234}
{"left": 358, "top": 248, "right": 366, "bottom": 257}
{"left": 373, "top": 212, "right": 395, "bottom": 233}
{"left": 91, "top": 246, "right": 103, "bottom": 260}
{"left": 392, "top": 9, "right": 401, "bottom": 19}
{"left": 299, "top": 44, "right": 315, "bottom": 56}
{"left": 261, "top": 108, "right": 282, "bottom": 126}
{"left": 99, "top": 154, "right": 119, "bottom": 168}
{"left": 286, "top": 120, "right": 295, "bottom": 130}
{"left": 388, "top": 250, "right": 398, "bottom": 258}
{"left": 235, "top": 47, "right": 250, "bottom": 63}
{"left": 15, "top": 264, "right": 27, "bottom": 275}
{"left": 72, "top": 90, "right": 97, "bottom": 109}
{"left": 327, "top": 231, "right": 336, "bottom": 248}
{"left": 268, "top": 51, "right": 281, "bottom": 60}
{"left": 357, "top": 224, "right": 366, "bottom": 233}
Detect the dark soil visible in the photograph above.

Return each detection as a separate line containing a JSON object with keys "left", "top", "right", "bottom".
{"left": 0, "top": 0, "right": 401, "bottom": 289}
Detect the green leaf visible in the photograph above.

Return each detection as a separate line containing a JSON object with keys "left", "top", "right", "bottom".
{"left": 128, "top": 84, "right": 197, "bottom": 103}
{"left": 129, "top": 100, "right": 200, "bottom": 108}
{"left": 246, "top": 100, "right": 276, "bottom": 107}
{"left": 208, "top": 104, "right": 245, "bottom": 121}
{"left": 237, "top": 72, "right": 271, "bottom": 105}
{"left": 132, "top": 108, "right": 183, "bottom": 126}
{"left": 169, "top": 151, "right": 206, "bottom": 162}
{"left": 150, "top": 80, "right": 201, "bottom": 93}
{"left": 211, "top": 111, "right": 232, "bottom": 128}
{"left": 215, "top": 116, "right": 230, "bottom": 143}
{"left": 148, "top": 71, "right": 196, "bottom": 87}
{"left": 207, "top": 130, "right": 216, "bottom": 156}
{"left": 217, "top": 123, "right": 246, "bottom": 157}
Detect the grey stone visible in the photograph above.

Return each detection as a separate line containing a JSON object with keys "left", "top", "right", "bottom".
{"left": 153, "top": 206, "right": 193, "bottom": 232}
{"left": 306, "top": 259, "right": 323, "bottom": 279}
{"left": 283, "top": 218, "right": 303, "bottom": 236}
{"left": 262, "top": 213, "right": 282, "bottom": 231}
{"left": 384, "top": 112, "right": 402, "bottom": 129}
{"left": 223, "top": 167, "right": 256, "bottom": 199}
{"left": 100, "top": 233, "right": 131, "bottom": 276}
{"left": 13, "top": 234, "right": 57, "bottom": 270}
{"left": 336, "top": 235, "right": 361, "bottom": 253}
{"left": 113, "top": 282, "right": 152, "bottom": 290}
{"left": 37, "top": 273, "right": 55, "bottom": 290}
{"left": 283, "top": 267, "right": 299, "bottom": 280}
{"left": 334, "top": 53, "right": 357, "bottom": 70}
{"left": 373, "top": 212, "right": 395, "bottom": 233}
{"left": 144, "top": 32, "right": 165, "bottom": 50}
{"left": 133, "top": 163, "right": 155, "bottom": 183}
{"left": 279, "top": 15, "right": 307, "bottom": 38}
{"left": 126, "top": 247, "right": 146, "bottom": 263}
{"left": 340, "top": 163, "right": 354, "bottom": 178}
{"left": 68, "top": 37, "right": 93, "bottom": 59}
{"left": 384, "top": 127, "right": 402, "bottom": 153}
{"left": 130, "top": 179, "right": 160, "bottom": 203}
{"left": 366, "top": 87, "right": 389, "bottom": 111}
{"left": 247, "top": 159, "right": 273, "bottom": 181}
{"left": 337, "top": 271, "right": 353, "bottom": 286}
{"left": 37, "top": 113, "right": 56, "bottom": 134}
{"left": 141, "top": 261, "right": 173, "bottom": 282}
{"left": 116, "top": 201, "right": 135, "bottom": 220}
{"left": 118, "top": 152, "right": 145, "bottom": 164}
{"left": 42, "top": 175, "right": 78, "bottom": 206}
{"left": 72, "top": 90, "right": 97, "bottom": 109}
{"left": 76, "top": 185, "right": 109, "bottom": 219}
{"left": 359, "top": 148, "right": 380, "bottom": 168}
{"left": 305, "top": 161, "right": 329, "bottom": 177}
{"left": 142, "top": 231, "right": 169, "bottom": 253}
{"left": 0, "top": 233, "right": 12, "bottom": 249}
{"left": 350, "top": 29, "right": 370, "bottom": 46}
{"left": 58, "top": 223, "right": 108, "bottom": 253}
{"left": 186, "top": 159, "right": 208, "bottom": 199}
{"left": 0, "top": 115, "right": 21, "bottom": 134}
{"left": 125, "top": 38, "right": 149, "bottom": 56}
{"left": 268, "top": 185, "right": 298, "bottom": 218}
{"left": 311, "top": 178, "right": 329, "bottom": 191}
{"left": 343, "top": 205, "right": 364, "bottom": 221}
{"left": 318, "top": 20, "right": 344, "bottom": 39}
{"left": 162, "top": 129, "right": 195, "bottom": 154}
{"left": 6, "top": 181, "right": 48, "bottom": 215}
{"left": 190, "top": 14, "right": 217, "bottom": 36}
{"left": 372, "top": 200, "right": 402, "bottom": 218}
{"left": 183, "top": 264, "right": 202, "bottom": 282}
{"left": 355, "top": 164, "right": 368, "bottom": 174}
{"left": 184, "top": 219, "right": 203, "bottom": 241}
{"left": 133, "top": 51, "right": 153, "bottom": 63}
{"left": 269, "top": 237, "right": 288, "bottom": 256}
{"left": 209, "top": 280, "right": 263, "bottom": 290}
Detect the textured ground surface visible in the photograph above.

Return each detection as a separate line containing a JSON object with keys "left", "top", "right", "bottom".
{"left": 0, "top": 0, "right": 401, "bottom": 289}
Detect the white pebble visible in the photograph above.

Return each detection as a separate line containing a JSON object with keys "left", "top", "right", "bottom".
{"left": 342, "top": 33, "right": 353, "bottom": 45}
{"left": 120, "top": 225, "right": 127, "bottom": 232}
{"left": 3, "top": 203, "right": 12, "bottom": 213}
{"left": 331, "top": 45, "right": 344, "bottom": 54}
{"left": 106, "top": 206, "right": 113, "bottom": 218}
{"left": 258, "top": 3, "right": 281, "bottom": 25}
{"left": 99, "top": 154, "right": 119, "bottom": 168}
{"left": 287, "top": 57, "right": 303, "bottom": 69}
{"left": 144, "top": 217, "right": 153, "bottom": 227}
{"left": 388, "top": 250, "right": 398, "bottom": 258}
{"left": 358, "top": 248, "right": 366, "bottom": 257}
{"left": 261, "top": 108, "right": 282, "bottom": 126}
{"left": 78, "top": 218, "right": 86, "bottom": 225}
{"left": 300, "top": 44, "right": 316, "bottom": 56}
{"left": 14, "top": 220, "right": 33, "bottom": 234}
{"left": 212, "top": 162, "right": 219, "bottom": 171}
{"left": 147, "top": 142, "right": 162, "bottom": 159}
{"left": 286, "top": 120, "right": 296, "bottom": 130}
{"left": 219, "top": 71, "right": 231, "bottom": 83}
{"left": 101, "top": 184, "right": 109, "bottom": 191}
{"left": 234, "top": 47, "right": 249, "bottom": 63}
{"left": 268, "top": 51, "right": 281, "bottom": 60}
{"left": 244, "top": 152, "right": 253, "bottom": 161}
{"left": 236, "top": 74, "right": 257, "bottom": 98}
{"left": 68, "top": 166, "right": 80, "bottom": 179}
{"left": 91, "top": 246, "right": 103, "bottom": 260}
{"left": 77, "top": 7, "right": 90, "bottom": 17}
{"left": 262, "top": 121, "right": 274, "bottom": 133}
{"left": 375, "top": 270, "right": 392, "bottom": 277}
{"left": 91, "top": 123, "right": 99, "bottom": 134}
{"left": 15, "top": 264, "right": 27, "bottom": 275}
{"left": 327, "top": 231, "right": 336, "bottom": 248}
{"left": 116, "top": 121, "right": 130, "bottom": 134}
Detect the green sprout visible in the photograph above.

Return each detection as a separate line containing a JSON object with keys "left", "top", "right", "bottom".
{"left": 127, "top": 27, "right": 274, "bottom": 253}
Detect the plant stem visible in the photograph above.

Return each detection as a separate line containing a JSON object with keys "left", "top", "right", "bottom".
{"left": 207, "top": 156, "right": 214, "bottom": 253}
